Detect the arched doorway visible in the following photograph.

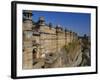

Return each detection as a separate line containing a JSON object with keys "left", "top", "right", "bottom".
{"left": 32, "top": 48, "right": 37, "bottom": 59}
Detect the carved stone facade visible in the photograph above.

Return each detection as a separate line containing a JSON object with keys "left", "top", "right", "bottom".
{"left": 22, "top": 10, "right": 79, "bottom": 69}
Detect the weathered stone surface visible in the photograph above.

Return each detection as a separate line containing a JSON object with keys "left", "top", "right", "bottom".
{"left": 22, "top": 11, "right": 90, "bottom": 69}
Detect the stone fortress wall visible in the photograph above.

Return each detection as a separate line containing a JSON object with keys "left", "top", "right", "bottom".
{"left": 22, "top": 10, "right": 78, "bottom": 69}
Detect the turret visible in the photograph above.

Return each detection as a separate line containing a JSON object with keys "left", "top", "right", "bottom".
{"left": 56, "top": 24, "right": 63, "bottom": 32}
{"left": 23, "top": 10, "right": 33, "bottom": 21}
{"left": 37, "top": 16, "right": 45, "bottom": 26}
{"left": 23, "top": 10, "right": 33, "bottom": 30}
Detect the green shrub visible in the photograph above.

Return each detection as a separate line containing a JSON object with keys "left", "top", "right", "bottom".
{"left": 63, "top": 40, "right": 80, "bottom": 53}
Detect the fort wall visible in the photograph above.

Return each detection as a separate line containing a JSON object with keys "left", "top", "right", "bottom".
{"left": 22, "top": 10, "right": 78, "bottom": 69}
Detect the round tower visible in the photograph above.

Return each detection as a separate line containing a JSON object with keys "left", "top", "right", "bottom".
{"left": 23, "top": 10, "right": 33, "bottom": 69}
{"left": 23, "top": 10, "right": 33, "bottom": 30}
{"left": 23, "top": 10, "right": 33, "bottom": 21}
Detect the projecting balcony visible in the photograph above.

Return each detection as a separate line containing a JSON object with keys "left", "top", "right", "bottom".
{"left": 33, "top": 32, "right": 40, "bottom": 36}
{"left": 32, "top": 29, "right": 40, "bottom": 36}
